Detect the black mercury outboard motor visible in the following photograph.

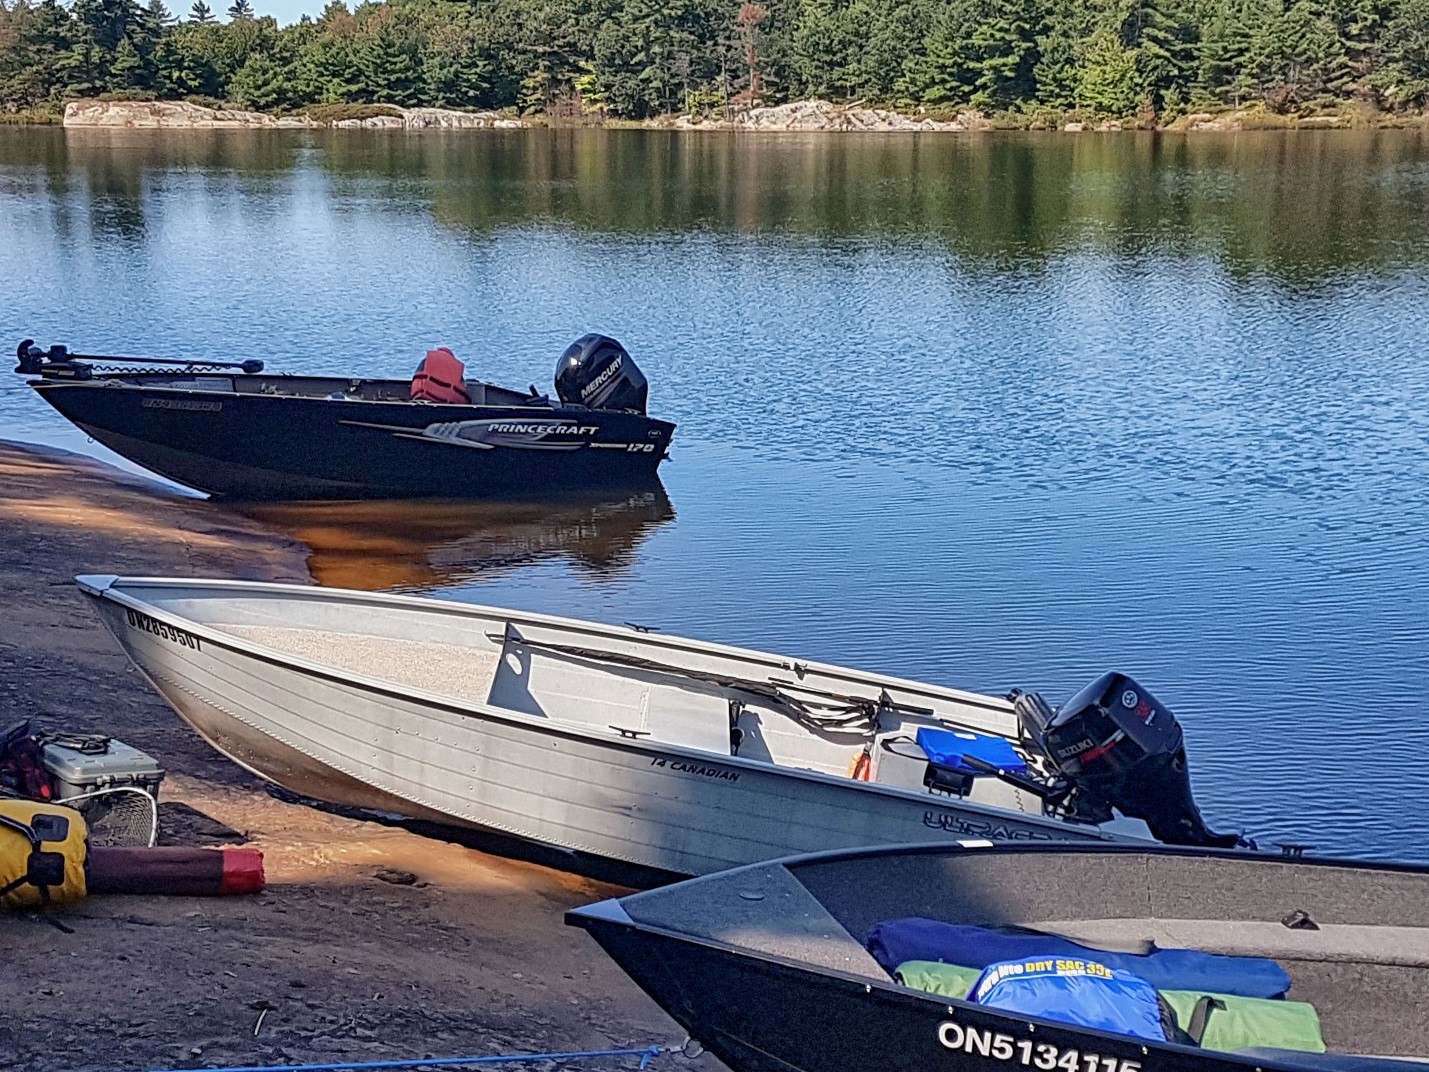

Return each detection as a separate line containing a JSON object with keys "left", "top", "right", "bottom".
{"left": 1008, "top": 672, "right": 1237, "bottom": 848}
{"left": 554, "top": 334, "right": 648, "bottom": 414}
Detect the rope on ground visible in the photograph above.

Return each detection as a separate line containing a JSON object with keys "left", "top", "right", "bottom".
{"left": 134, "top": 1041, "right": 680, "bottom": 1072}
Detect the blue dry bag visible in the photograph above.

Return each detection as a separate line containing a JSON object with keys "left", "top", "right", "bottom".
{"left": 971, "top": 957, "right": 1167, "bottom": 1042}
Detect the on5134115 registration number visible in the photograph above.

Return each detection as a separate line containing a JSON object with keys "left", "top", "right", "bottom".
{"left": 938, "top": 1022, "right": 1142, "bottom": 1072}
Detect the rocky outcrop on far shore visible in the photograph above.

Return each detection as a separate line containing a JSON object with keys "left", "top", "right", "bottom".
{"left": 64, "top": 99, "right": 312, "bottom": 128}
{"left": 63, "top": 99, "right": 527, "bottom": 130}
{"left": 62, "top": 97, "right": 1418, "bottom": 134}
{"left": 673, "top": 99, "right": 993, "bottom": 132}
{"left": 330, "top": 106, "right": 526, "bottom": 129}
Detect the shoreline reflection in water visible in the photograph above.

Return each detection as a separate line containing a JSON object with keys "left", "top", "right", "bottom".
{"left": 238, "top": 486, "right": 675, "bottom": 592}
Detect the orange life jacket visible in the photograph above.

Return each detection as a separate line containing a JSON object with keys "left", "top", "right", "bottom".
{"left": 411, "top": 348, "right": 472, "bottom": 405}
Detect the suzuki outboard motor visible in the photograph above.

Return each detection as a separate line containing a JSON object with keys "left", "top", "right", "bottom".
{"left": 554, "top": 334, "right": 648, "bottom": 414}
{"left": 1010, "top": 672, "right": 1237, "bottom": 848}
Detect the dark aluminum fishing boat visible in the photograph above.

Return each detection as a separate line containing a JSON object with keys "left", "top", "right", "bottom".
{"left": 568, "top": 842, "right": 1427, "bottom": 1072}
{"left": 14, "top": 335, "right": 675, "bottom": 500}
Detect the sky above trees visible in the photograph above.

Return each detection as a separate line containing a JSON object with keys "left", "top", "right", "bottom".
{"left": 252, "top": 0, "right": 320, "bottom": 27}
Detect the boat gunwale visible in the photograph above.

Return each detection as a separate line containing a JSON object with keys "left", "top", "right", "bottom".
{"left": 30, "top": 376, "right": 678, "bottom": 426}
{"left": 77, "top": 574, "right": 1098, "bottom": 838}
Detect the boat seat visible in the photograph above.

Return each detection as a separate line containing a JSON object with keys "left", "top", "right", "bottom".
{"left": 1030, "top": 919, "right": 1429, "bottom": 969}
{"left": 874, "top": 730, "right": 1040, "bottom": 815}
{"left": 487, "top": 637, "right": 732, "bottom": 754}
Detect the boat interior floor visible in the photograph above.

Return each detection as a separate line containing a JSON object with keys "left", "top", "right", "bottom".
{"left": 221, "top": 625, "right": 501, "bottom": 709}
{"left": 214, "top": 622, "right": 1040, "bottom": 815}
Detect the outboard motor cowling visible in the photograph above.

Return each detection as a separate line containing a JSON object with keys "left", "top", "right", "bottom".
{"left": 1012, "top": 672, "right": 1237, "bottom": 848}
{"left": 554, "top": 334, "right": 648, "bottom": 414}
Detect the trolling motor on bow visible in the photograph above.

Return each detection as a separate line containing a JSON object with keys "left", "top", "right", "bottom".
{"left": 999, "top": 672, "right": 1239, "bottom": 848}
{"left": 14, "top": 340, "right": 90, "bottom": 378}
{"left": 554, "top": 334, "right": 648, "bottom": 414}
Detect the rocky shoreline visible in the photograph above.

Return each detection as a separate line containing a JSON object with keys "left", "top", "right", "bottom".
{"left": 63, "top": 99, "right": 528, "bottom": 129}
{"left": 670, "top": 99, "right": 994, "bottom": 132}
{"left": 57, "top": 97, "right": 1425, "bottom": 133}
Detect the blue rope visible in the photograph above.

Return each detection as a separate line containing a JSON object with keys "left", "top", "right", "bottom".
{"left": 139, "top": 1043, "right": 670, "bottom": 1072}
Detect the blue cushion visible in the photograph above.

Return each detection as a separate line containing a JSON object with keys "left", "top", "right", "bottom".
{"left": 865, "top": 919, "right": 1291, "bottom": 1000}
{"left": 916, "top": 727, "right": 1028, "bottom": 776}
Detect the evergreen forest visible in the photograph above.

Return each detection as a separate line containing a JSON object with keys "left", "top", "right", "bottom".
{"left": 2, "top": 0, "right": 1427, "bottom": 120}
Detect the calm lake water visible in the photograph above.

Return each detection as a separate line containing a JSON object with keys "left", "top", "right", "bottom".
{"left": 3, "top": 126, "right": 1428, "bottom": 862}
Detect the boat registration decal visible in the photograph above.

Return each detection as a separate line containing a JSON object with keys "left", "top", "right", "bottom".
{"left": 650, "top": 756, "right": 740, "bottom": 782}
{"left": 923, "top": 810, "right": 1056, "bottom": 841}
{"left": 126, "top": 609, "right": 202, "bottom": 651}
{"left": 938, "top": 1022, "right": 1141, "bottom": 1072}
{"left": 141, "top": 398, "right": 223, "bottom": 413}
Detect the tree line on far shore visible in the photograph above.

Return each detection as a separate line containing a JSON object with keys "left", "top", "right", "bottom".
{"left": 1, "top": 0, "right": 1427, "bottom": 121}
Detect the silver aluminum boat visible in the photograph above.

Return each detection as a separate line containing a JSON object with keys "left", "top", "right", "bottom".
{"left": 79, "top": 576, "right": 1240, "bottom": 875}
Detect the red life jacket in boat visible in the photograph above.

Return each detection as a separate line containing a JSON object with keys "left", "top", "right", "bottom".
{"left": 411, "top": 348, "right": 472, "bottom": 405}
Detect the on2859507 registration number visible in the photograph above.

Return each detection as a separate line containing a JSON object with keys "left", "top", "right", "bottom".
{"left": 938, "top": 1022, "right": 1142, "bottom": 1072}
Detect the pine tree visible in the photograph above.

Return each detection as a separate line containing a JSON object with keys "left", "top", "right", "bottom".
{"left": 854, "top": 0, "right": 930, "bottom": 102}
{"left": 354, "top": 11, "right": 419, "bottom": 103}
{"left": 144, "top": 0, "right": 174, "bottom": 27}
{"left": 968, "top": 0, "right": 1041, "bottom": 108}
{"left": 1198, "top": 0, "right": 1258, "bottom": 104}
{"left": 26, "top": 0, "right": 78, "bottom": 104}
{"left": 1371, "top": 0, "right": 1429, "bottom": 105}
{"left": 226, "top": 0, "right": 253, "bottom": 21}
{"left": 71, "top": 0, "right": 141, "bottom": 53}
{"left": 189, "top": 0, "right": 213, "bottom": 22}
{"left": 1118, "top": 0, "right": 1197, "bottom": 113}
{"left": 916, "top": 0, "right": 986, "bottom": 104}
{"left": 1076, "top": 28, "right": 1142, "bottom": 111}
{"left": 228, "top": 49, "right": 288, "bottom": 105}
{"left": 792, "top": 0, "right": 860, "bottom": 97}
{"left": 108, "top": 32, "right": 143, "bottom": 86}
{"left": 420, "top": 18, "right": 491, "bottom": 106}
{"left": 916, "top": 0, "right": 1042, "bottom": 107}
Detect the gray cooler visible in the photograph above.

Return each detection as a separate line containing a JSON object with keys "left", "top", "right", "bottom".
{"left": 40, "top": 736, "right": 165, "bottom": 802}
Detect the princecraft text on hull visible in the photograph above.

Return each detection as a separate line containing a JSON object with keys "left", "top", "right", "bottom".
{"left": 80, "top": 576, "right": 1244, "bottom": 877}
{"left": 568, "top": 842, "right": 1428, "bottom": 1072}
{"left": 14, "top": 335, "right": 674, "bottom": 501}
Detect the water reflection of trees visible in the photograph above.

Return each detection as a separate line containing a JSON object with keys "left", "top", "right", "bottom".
{"left": 3, "top": 128, "right": 315, "bottom": 243}
{"left": 385, "top": 128, "right": 1429, "bottom": 283}
{"left": 5, "top": 126, "right": 1428, "bottom": 282}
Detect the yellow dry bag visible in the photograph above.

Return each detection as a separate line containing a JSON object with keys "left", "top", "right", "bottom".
{"left": 0, "top": 798, "right": 88, "bottom": 908}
